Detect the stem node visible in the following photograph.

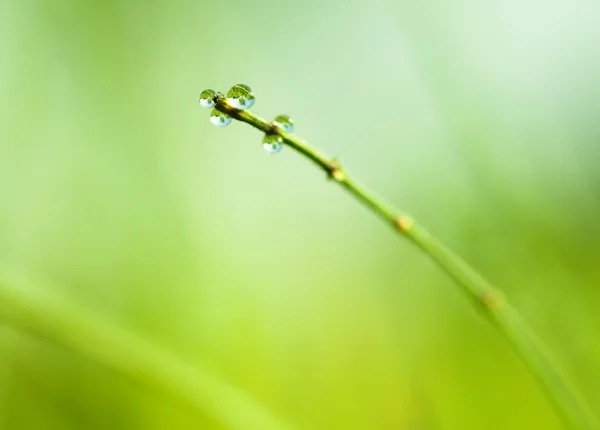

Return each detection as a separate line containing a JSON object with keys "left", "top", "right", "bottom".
{"left": 327, "top": 160, "right": 346, "bottom": 182}
{"left": 395, "top": 215, "right": 414, "bottom": 233}
{"left": 479, "top": 289, "right": 505, "bottom": 313}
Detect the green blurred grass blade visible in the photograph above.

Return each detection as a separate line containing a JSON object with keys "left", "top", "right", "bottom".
{"left": 0, "top": 281, "right": 295, "bottom": 430}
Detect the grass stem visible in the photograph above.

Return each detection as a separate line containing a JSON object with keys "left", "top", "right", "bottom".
{"left": 215, "top": 96, "right": 599, "bottom": 430}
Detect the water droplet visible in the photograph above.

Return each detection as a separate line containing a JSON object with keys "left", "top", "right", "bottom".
{"left": 262, "top": 134, "right": 283, "bottom": 154}
{"left": 199, "top": 89, "right": 216, "bottom": 108}
{"left": 274, "top": 114, "right": 294, "bottom": 132}
{"left": 226, "top": 84, "right": 255, "bottom": 110}
{"left": 210, "top": 108, "right": 232, "bottom": 127}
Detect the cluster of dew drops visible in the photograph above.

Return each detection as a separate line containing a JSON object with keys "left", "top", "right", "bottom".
{"left": 199, "top": 84, "right": 294, "bottom": 154}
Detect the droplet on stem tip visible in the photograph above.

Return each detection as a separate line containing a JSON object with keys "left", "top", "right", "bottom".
{"left": 262, "top": 134, "right": 283, "bottom": 154}
{"left": 226, "top": 84, "right": 255, "bottom": 110}
{"left": 274, "top": 114, "right": 294, "bottom": 132}
{"left": 199, "top": 89, "right": 217, "bottom": 108}
{"left": 210, "top": 108, "right": 232, "bottom": 127}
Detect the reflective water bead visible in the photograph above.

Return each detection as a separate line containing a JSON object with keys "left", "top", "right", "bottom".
{"left": 226, "top": 84, "right": 255, "bottom": 110}
{"left": 199, "top": 89, "right": 217, "bottom": 108}
{"left": 274, "top": 114, "right": 294, "bottom": 132}
{"left": 210, "top": 108, "right": 232, "bottom": 127}
{"left": 262, "top": 134, "right": 283, "bottom": 154}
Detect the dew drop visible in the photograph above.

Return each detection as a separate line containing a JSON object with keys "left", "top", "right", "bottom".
{"left": 274, "top": 114, "right": 294, "bottom": 132}
{"left": 226, "top": 84, "right": 255, "bottom": 110}
{"left": 210, "top": 108, "right": 232, "bottom": 127}
{"left": 199, "top": 89, "right": 217, "bottom": 108}
{"left": 262, "top": 134, "right": 283, "bottom": 154}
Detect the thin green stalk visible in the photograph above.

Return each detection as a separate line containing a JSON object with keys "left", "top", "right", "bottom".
{"left": 215, "top": 97, "right": 599, "bottom": 430}
{"left": 0, "top": 281, "right": 294, "bottom": 430}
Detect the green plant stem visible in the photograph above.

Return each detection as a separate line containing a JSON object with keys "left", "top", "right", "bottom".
{"left": 0, "top": 281, "right": 293, "bottom": 430}
{"left": 216, "top": 98, "right": 600, "bottom": 430}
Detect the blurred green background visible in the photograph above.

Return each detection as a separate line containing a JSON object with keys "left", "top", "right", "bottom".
{"left": 1, "top": 0, "right": 599, "bottom": 428}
